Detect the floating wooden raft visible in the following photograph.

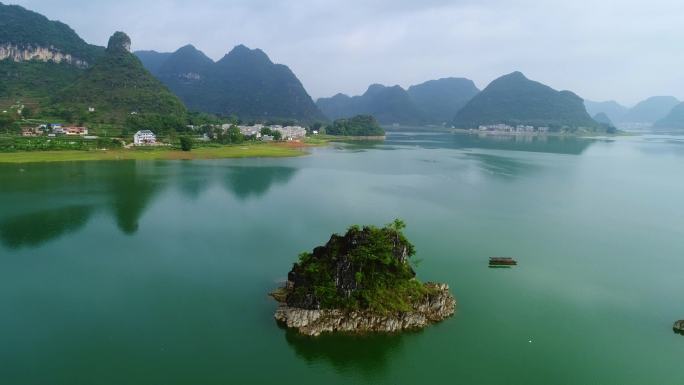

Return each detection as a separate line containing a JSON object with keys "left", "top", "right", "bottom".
{"left": 489, "top": 257, "right": 518, "bottom": 267}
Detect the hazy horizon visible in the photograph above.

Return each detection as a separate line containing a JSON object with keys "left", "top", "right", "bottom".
{"left": 7, "top": 0, "right": 684, "bottom": 105}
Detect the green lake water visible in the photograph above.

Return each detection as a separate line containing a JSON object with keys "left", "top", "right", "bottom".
{"left": 1, "top": 132, "right": 683, "bottom": 384}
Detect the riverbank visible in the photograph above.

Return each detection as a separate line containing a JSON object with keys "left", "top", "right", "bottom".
{"left": 0, "top": 142, "right": 307, "bottom": 163}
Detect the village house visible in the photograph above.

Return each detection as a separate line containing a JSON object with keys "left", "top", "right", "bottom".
{"left": 64, "top": 126, "right": 88, "bottom": 136}
{"left": 21, "top": 127, "right": 41, "bottom": 137}
{"left": 134, "top": 130, "right": 157, "bottom": 145}
{"left": 238, "top": 125, "right": 263, "bottom": 138}
{"left": 274, "top": 125, "right": 307, "bottom": 140}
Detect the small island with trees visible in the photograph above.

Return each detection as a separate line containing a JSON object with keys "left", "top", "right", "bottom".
{"left": 324, "top": 115, "right": 386, "bottom": 138}
{"left": 271, "top": 220, "right": 455, "bottom": 336}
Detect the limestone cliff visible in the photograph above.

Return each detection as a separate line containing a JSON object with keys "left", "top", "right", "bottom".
{"left": 0, "top": 43, "right": 88, "bottom": 67}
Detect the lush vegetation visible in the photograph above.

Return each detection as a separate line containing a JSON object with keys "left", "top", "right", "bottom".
{"left": 56, "top": 32, "right": 187, "bottom": 124}
{"left": 0, "top": 61, "right": 84, "bottom": 107}
{"left": 0, "top": 136, "right": 121, "bottom": 152}
{"left": 136, "top": 44, "right": 326, "bottom": 123}
{"left": 325, "top": 115, "right": 385, "bottom": 136}
{"left": 453, "top": 71, "right": 601, "bottom": 131}
{"left": 287, "top": 220, "right": 433, "bottom": 314}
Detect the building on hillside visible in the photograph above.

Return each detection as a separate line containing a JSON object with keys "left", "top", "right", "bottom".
{"left": 134, "top": 130, "right": 157, "bottom": 145}
{"left": 64, "top": 126, "right": 88, "bottom": 136}
{"left": 261, "top": 135, "right": 274, "bottom": 142}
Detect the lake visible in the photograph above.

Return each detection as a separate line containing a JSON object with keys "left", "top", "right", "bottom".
{"left": 1, "top": 132, "right": 683, "bottom": 384}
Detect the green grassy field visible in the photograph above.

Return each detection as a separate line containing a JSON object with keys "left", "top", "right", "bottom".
{"left": 0, "top": 143, "right": 308, "bottom": 164}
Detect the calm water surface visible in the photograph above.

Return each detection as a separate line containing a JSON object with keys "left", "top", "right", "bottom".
{"left": 1, "top": 132, "right": 683, "bottom": 384}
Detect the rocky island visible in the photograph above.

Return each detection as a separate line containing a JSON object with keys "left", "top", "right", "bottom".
{"left": 271, "top": 220, "right": 455, "bottom": 336}
{"left": 674, "top": 320, "right": 684, "bottom": 335}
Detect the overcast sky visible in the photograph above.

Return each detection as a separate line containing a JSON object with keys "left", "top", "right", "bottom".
{"left": 9, "top": 0, "right": 684, "bottom": 105}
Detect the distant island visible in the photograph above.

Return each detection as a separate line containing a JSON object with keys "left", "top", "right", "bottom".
{"left": 271, "top": 220, "right": 455, "bottom": 336}
{"left": 324, "top": 115, "right": 386, "bottom": 137}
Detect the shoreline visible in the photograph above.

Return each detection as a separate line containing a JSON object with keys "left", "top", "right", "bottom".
{"left": 0, "top": 135, "right": 389, "bottom": 164}
{"left": 0, "top": 142, "right": 309, "bottom": 164}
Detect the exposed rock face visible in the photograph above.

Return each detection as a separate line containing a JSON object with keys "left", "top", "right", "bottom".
{"left": 274, "top": 283, "right": 455, "bottom": 336}
{"left": 674, "top": 320, "right": 684, "bottom": 335}
{"left": 0, "top": 43, "right": 88, "bottom": 67}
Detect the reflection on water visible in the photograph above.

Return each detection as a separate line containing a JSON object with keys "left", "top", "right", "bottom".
{"left": 105, "top": 162, "right": 165, "bottom": 234}
{"left": 386, "top": 131, "right": 598, "bottom": 155}
{"left": 463, "top": 153, "right": 539, "bottom": 179}
{"left": 0, "top": 133, "right": 602, "bottom": 249}
{"left": 0, "top": 205, "right": 93, "bottom": 249}
{"left": 223, "top": 166, "right": 298, "bottom": 200}
{"left": 283, "top": 327, "right": 406, "bottom": 377}
{"left": 0, "top": 162, "right": 300, "bottom": 248}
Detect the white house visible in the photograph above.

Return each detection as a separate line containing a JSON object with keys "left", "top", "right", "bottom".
{"left": 134, "top": 130, "right": 156, "bottom": 145}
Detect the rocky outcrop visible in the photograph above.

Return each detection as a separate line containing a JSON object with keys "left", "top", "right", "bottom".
{"left": 107, "top": 32, "right": 131, "bottom": 53}
{"left": 273, "top": 282, "right": 455, "bottom": 336}
{"left": 286, "top": 226, "right": 415, "bottom": 310}
{"left": 0, "top": 43, "right": 88, "bottom": 67}
{"left": 674, "top": 320, "right": 684, "bottom": 335}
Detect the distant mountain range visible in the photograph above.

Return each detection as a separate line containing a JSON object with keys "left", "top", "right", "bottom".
{"left": 316, "top": 77, "right": 479, "bottom": 125}
{"left": 136, "top": 44, "right": 326, "bottom": 123}
{"left": 585, "top": 96, "right": 681, "bottom": 126}
{"left": 453, "top": 72, "right": 599, "bottom": 131}
{"left": 654, "top": 102, "right": 684, "bottom": 129}
{"left": 584, "top": 100, "right": 628, "bottom": 124}
{"left": 1, "top": 2, "right": 681, "bottom": 131}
